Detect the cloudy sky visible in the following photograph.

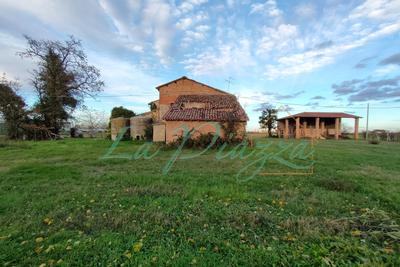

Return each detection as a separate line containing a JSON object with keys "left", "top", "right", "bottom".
{"left": 0, "top": 0, "right": 399, "bottom": 131}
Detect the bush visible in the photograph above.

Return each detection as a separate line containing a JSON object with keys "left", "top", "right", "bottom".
{"left": 166, "top": 131, "right": 246, "bottom": 149}
{"left": 144, "top": 119, "right": 153, "bottom": 141}
{"left": 369, "top": 139, "right": 379, "bottom": 145}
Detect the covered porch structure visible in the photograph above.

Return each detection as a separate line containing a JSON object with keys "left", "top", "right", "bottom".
{"left": 277, "top": 112, "right": 361, "bottom": 140}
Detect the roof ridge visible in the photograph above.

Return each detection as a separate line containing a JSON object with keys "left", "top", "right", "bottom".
{"left": 155, "top": 76, "right": 232, "bottom": 95}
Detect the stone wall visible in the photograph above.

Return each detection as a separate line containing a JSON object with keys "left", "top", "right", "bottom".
{"left": 110, "top": 117, "right": 130, "bottom": 141}
{"left": 130, "top": 112, "right": 152, "bottom": 140}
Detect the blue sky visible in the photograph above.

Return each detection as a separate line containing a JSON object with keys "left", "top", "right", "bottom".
{"left": 0, "top": 0, "right": 399, "bottom": 131}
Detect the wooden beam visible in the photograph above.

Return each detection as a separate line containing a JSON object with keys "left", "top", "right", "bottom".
{"left": 354, "top": 118, "right": 359, "bottom": 140}
{"left": 295, "top": 117, "right": 300, "bottom": 139}
{"left": 284, "top": 119, "right": 289, "bottom": 139}
{"left": 335, "top": 117, "right": 340, "bottom": 140}
{"left": 315, "top": 117, "right": 320, "bottom": 138}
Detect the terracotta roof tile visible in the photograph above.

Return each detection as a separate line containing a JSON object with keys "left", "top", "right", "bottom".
{"left": 278, "top": 112, "right": 361, "bottom": 120}
{"left": 163, "top": 95, "right": 248, "bottom": 122}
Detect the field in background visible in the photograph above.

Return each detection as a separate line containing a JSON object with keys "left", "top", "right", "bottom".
{"left": 0, "top": 139, "right": 399, "bottom": 266}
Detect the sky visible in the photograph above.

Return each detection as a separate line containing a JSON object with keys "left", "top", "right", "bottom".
{"left": 0, "top": 0, "right": 399, "bottom": 131}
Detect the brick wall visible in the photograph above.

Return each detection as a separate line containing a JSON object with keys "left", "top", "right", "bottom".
{"left": 165, "top": 121, "right": 247, "bottom": 143}
{"left": 157, "top": 78, "right": 228, "bottom": 121}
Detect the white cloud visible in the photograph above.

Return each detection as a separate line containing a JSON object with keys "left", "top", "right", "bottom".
{"left": 349, "top": 0, "right": 400, "bottom": 21}
{"left": 249, "top": 0, "right": 282, "bottom": 17}
{"left": 256, "top": 24, "right": 298, "bottom": 55}
{"left": 264, "top": 21, "right": 400, "bottom": 79}
{"left": 142, "top": 0, "right": 175, "bottom": 65}
{"left": 178, "top": 0, "right": 208, "bottom": 14}
{"left": 176, "top": 10, "right": 208, "bottom": 31}
{"left": 295, "top": 3, "right": 316, "bottom": 18}
{"left": 176, "top": 17, "right": 193, "bottom": 30}
{"left": 0, "top": 33, "right": 35, "bottom": 84}
{"left": 182, "top": 39, "right": 255, "bottom": 76}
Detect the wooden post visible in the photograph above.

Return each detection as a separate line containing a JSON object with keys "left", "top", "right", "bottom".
{"left": 335, "top": 117, "right": 340, "bottom": 140}
{"left": 284, "top": 119, "right": 289, "bottom": 139}
{"left": 321, "top": 120, "right": 325, "bottom": 137}
{"left": 295, "top": 117, "right": 300, "bottom": 139}
{"left": 315, "top": 117, "right": 320, "bottom": 139}
{"left": 354, "top": 118, "right": 359, "bottom": 140}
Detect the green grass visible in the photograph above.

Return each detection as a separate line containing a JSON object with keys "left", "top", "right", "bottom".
{"left": 0, "top": 138, "right": 399, "bottom": 266}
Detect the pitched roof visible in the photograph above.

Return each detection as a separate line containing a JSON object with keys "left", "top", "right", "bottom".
{"left": 277, "top": 112, "right": 361, "bottom": 120}
{"left": 163, "top": 95, "right": 249, "bottom": 122}
{"left": 156, "top": 76, "right": 230, "bottom": 95}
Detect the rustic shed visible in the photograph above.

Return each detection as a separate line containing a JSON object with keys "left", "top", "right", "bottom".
{"left": 277, "top": 112, "right": 361, "bottom": 140}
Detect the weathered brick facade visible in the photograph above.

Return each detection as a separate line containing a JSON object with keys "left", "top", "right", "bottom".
{"left": 152, "top": 76, "right": 248, "bottom": 143}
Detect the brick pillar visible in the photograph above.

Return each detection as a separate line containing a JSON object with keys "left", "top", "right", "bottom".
{"left": 335, "top": 117, "right": 340, "bottom": 140}
{"left": 354, "top": 118, "right": 359, "bottom": 140}
{"left": 295, "top": 117, "right": 300, "bottom": 139}
{"left": 315, "top": 117, "right": 320, "bottom": 138}
{"left": 284, "top": 119, "right": 289, "bottom": 139}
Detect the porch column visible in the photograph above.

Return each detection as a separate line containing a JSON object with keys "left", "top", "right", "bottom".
{"left": 335, "top": 117, "right": 340, "bottom": 140}
{"left": 295, "top": 117, "right": 300, "bottom": 139}
{"left": 354, "top": 118, "right": 359, "bottom": 140}
{"left": 284, "top": 119, "right": 289, "bottom": 139}
{"left": 315, "top": 117, "right": 320, "bottom": 138}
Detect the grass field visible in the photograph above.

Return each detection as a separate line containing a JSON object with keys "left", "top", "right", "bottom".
{"left": 0, "top": 138, "right": 399, "bottom": 266}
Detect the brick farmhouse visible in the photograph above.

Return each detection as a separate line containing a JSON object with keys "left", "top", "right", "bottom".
{"left": 111, "top": 76, "right": 248, "bottom": 143}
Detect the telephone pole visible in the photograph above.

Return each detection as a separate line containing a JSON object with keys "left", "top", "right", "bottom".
{"left": 365, "top": 103, "right": 369, "bottom": 140}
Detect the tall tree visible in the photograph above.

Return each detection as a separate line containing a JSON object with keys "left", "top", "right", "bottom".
{"left": 19, "top": 36, "right": 104, "bottom": 134}
{"left": 0, "top": 76, "right": 27, "bottom": 139}
{"left": 259, "top": 106, "right": 278, "bottom": 137}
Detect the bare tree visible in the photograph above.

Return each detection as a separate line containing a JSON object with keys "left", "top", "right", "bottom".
{"left": 76, "top": 109, "right": 108, "bottom": 138}
{"left": 18, "top": 35, "right": 104, "bottom": 134}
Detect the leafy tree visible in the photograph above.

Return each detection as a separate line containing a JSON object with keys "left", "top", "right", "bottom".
{"left": 0, "top": 77, "right": 27, "bottom": 139}
{"left": 18, "top": 35, "right": 104, "bottom": 134}
{"left": 259, "top": 106, "right": 278, "bottom": 137}
{"left": 110, "top": 106, "right": 136, "bottom": 119}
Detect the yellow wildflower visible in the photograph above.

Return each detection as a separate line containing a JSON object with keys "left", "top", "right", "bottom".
{"left": 132, "top": 241, "right": 143, "bottom": 252}
{"left": 43, "top": 218, "right": 53, "bottom": 225}
{"left": 123, "top": 250, "right": 132, "bottom": 259}
{"left": 351, "top": 230, "right": 362, "bottom": 237}
{"left": 45, "top": 245, "right": 55, "bottom": 253}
